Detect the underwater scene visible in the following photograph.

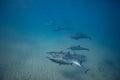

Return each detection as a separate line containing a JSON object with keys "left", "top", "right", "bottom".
{"left": 0, "top": 0, "right": 120, "bottom": 80}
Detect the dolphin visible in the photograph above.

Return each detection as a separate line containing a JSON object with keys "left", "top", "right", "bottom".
{"left": 52, "top": 26, "right": 66, "bottom": 31}
{"left": 63, "top": 54, "right": 89, "bottom": 73}
{"left": 46, "top": 56, "right": 73, "bottom": 65}
{"left": 52, "top": 26, "right": 72, "bottom": 31}
{"left": 47, "top": 51, "right": 65, "bottom": 55}
{"left": 46, "top": 51, "right": 88, "bottom": 68}
{"left": 47, "top": 51, "right": 71, "bottom": 58}
{"left": 68, "top": 59, "right": 82, "bottom": 67}
{"left": 67, "top": 45, "right": 89, "bottom": 52}
{"left": 47, "top": 56, "right": 83, "bottom": 67}
{"left": 47, "top": 51, "right": 87, "bottom": 63}
{"left": 46, "top": 50, "right": 89, "bottom": 73}
{"left": 63, "top": 54, "right": 87, "bottom": 67}
{"left": 70, "top": 33, "right": 91, "bottom": 40}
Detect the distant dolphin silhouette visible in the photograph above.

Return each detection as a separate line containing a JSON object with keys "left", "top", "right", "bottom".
{"left": 67, "top": 45, "right": 89, "bottom": 52}
{"left": 52, "top": 27, "right": 65, "bottom": 31}
{"left": 70, "top": 33, "right": 91, "bottom": 40}
{"left": 52, "top": 26, "right": 71, "bottom": 31}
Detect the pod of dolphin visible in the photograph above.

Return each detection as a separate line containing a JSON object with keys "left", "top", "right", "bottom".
{"left": 46, "top": 27, "right": 91, "bottom": 73}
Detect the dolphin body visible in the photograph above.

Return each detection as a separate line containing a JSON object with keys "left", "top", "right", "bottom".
{"left": 47, "top": 51, "right": 71, "bottom": 58}
{"left": 70, "top": 33, "right": 91, "bottom": 40}
{"left": 62, "top": 54, "right": 89, "bottom": 73}
{"left": 66, "top": 54, "right": 86, "bottom": 62}
{"left": 47, "top": 51, "right": 87, "bottom": 65}
{"left": 47, "top": 56, "right": 82, "bottom": 67}
{"left": 52, "top": 26, "right": 70, "bottom": 31}
{"left": 47, "top": 53, "right": 89, "bottom": 73}
{"left": 47, "top": 51, "right": 62, "bottom": 58}
{"left": 47, "top": 56, "right": 73, "bottom": 65}
{"left": 63, "top": 54, "right": 87, "bottom": 67}
{"left": 67, "top": 45, "right": 89, "bottom": 52}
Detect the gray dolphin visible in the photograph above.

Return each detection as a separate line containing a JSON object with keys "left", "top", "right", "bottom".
{"left": 62, "top": 54, "right": 89, "bottom": 73}
{"left": 63, "top": 54, "right": 87, "bottom": 66}
{"left": 70, "top": 33, "right": 91, "bottom": 40}
{"left": 52, "top": 26, "right": 72, "bottom": 32}
{"left": 46, "top": 51, "right": 87, "bottom": 67}
{"left": 47, "top": 51, "right": 71, "bottom": 58}
{"left": 52, "top": 26, "right": 69, "bottom": 31}
{"left": 47, "top": 53, "right": 89, "bottom": 73}
{"left": 47, "top": 56, "right": 82, "bottom": 67}
{"left": 46, "top": 56, "right": 73, "bottom": 65}
{"left": 67, "top": 45, "right": 90, "bottom": 52}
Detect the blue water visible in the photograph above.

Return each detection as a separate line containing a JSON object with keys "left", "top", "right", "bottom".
{"left": 0, "top": 0, "right": 120, "bottom": 80}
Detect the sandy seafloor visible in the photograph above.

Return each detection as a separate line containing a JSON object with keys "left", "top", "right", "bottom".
{"left": 0, "top": 31, "right": 120, "bottom": 80}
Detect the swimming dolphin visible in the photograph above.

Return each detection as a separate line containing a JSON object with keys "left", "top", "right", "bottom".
{"left": 52, "top": 26, "right": 71, "bottom": 31}
{"left": 70, "top": 33, "right": 91, "bottom": 40}
{"left": 47, "top": 51, "right": 71, "bottom": 58}
{"left": 47, "top": 51, "right": 87, "bottom": 63}
{"left": 46, "top": 56, "right": 73, "bottom": 65}
{"left": 46, "top": 50, "right": 89, "bottom": 72}
{"left": 47, "top": 56, "right": 82, "bottom": 67}
{"left": 63, "top": 54, "right": 87, "bottom": 67}
{"left": 63, "top": 54, "right": 89, "bottom": 73}
{"left": 47, "top": 51, "right": 64, "bottom": 55}
{"left": 67, "top": 45, "right": 90, "bottom": 52}
{"left": 52, "top": 26, "right": 66, "bottom": 31}
{"left": 67, "top": 59, "right": 82, "bottom": 67}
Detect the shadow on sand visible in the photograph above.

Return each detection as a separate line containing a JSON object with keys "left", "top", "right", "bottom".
{"left": 61, "top": 68, "right": 87, "bottom": 80}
